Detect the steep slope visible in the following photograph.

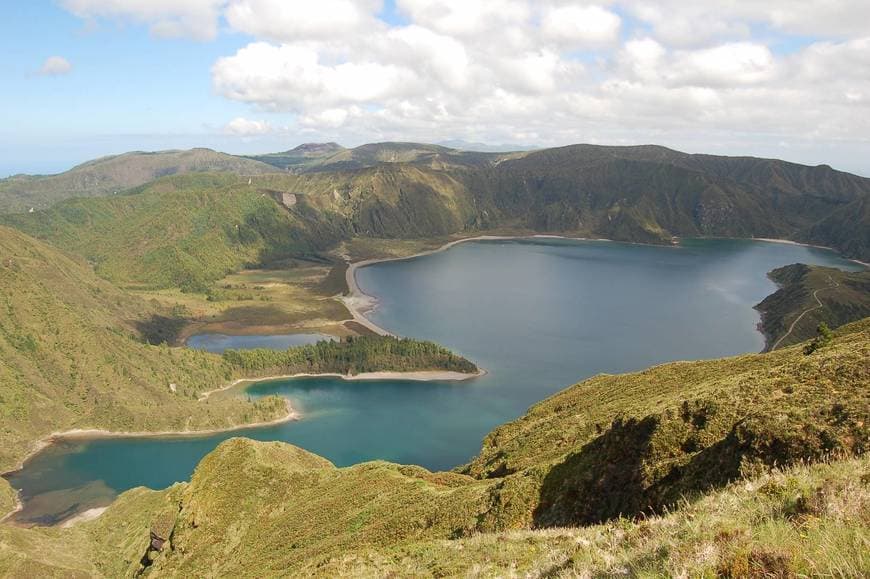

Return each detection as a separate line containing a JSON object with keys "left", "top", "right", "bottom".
{"left": 0, "top": 225, "right": 288, "bottom": 472}
{"left": 0, "top": 149, "right": 276, "bottom": 213}
{"left": 300, "top": 455, "right": 870, "bottom": 577}
{"left": 469, "top": 145, "right": 870, "bottom": 253}
{"left": 1, "top": 320, "right": 867, "bottom": 576}
{"left": 755, "top": 263, "right": 870, "bottom": 350}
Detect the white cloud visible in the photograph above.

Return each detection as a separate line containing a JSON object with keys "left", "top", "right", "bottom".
{"left": 39, "top": 56, "right": 73, "bottom": 76}
{"left": 620, "top": 1, "right": 870, "bottom": 45}
{"left": 397, "top": 0, "right": 531, "bottom": 37}
{"left": 212, "top": 43, "right": 416, "bottom": 111}
{"left": 671, "top": 42, "right": 776, "bottom": 86}
{"left": 541, "top": 4, "right": 621, "bottom": 47}
{"left": 224, "top": 117, "right": 273, "bottom": 135}
{"left": 225, "top": 0, "right": 382, "bottom": 42}
{"left": 61, "top": 0, "right": 225, "bottom": 40}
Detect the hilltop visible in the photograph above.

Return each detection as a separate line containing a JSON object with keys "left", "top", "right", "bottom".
{"left": 0, "top": 149, "right": 275, "bottom": 213}
{"left": 4, "top": 143, "right": 870, "bottom": 276}
{"left": 0, "top": 318, "right": 867, "bottom": 576}
{"left": 755, "top": 263, "right": 870, "bottom": 350}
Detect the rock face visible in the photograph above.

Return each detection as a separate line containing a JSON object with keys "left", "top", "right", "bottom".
{"left": 281, "top": 192, "right": 297, "bottom": 208}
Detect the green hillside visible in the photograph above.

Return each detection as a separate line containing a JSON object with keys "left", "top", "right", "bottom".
{"left": 1, "top": 173, "right": 351, "bottom": 290}
{"left": 0, "top": 149, "right": 276, "bottom": 214}
{"left": 755, "top": 263, "right": 870, "bottom": 350}
{"left": 1, "top": 317, "right": 866, "bottom": 576}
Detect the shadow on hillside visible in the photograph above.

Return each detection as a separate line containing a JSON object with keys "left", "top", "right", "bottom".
{"left": 531, "top": 413, "right": 751, "bottom": 528}
{"left": 135, "top": 315, "right": 187, "bottom": 345}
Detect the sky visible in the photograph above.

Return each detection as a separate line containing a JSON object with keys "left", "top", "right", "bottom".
{"left": 1, "top": 1, "right": 869, "bottom": 176}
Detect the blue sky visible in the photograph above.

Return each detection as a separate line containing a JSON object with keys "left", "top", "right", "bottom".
{"left": 2, "top": 1, "right": 869, "bottom": 176}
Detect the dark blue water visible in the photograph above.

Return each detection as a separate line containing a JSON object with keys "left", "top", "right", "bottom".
{"left": 6, "top": 238, "right": 864, "bottom": 524}
{"left": 186, "top": 332, "right": 335, "bottom": 353}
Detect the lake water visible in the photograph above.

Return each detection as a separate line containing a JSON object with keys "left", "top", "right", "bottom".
{"left": 5, "top": 238, "right": 864, "bottom": 525}
{"left": 186, "top": 332, "right": 335, "bottom": 353}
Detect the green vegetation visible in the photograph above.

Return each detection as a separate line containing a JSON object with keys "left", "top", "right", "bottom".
{"left": 0, "top": 480, "right": 14, "bottom": 518}
{"left": 755, "top": 263, "right": 870, "bottom": 349}
{"left": 804, "top": 322, "right": 834, "bottom": 354}
{"left": 1, "top": 317, "right": 866, "bottom": 576}
{"left": 0, "top": 148, "right": 275, "bottom": 214}
{"left": 2, "top": 173, "right": 350, "bottom": 291}
{"left": 222, "top": 336, "right": 479, "bottom": 376}
{"left": 306, "top": 455, "right": 870, "bottom": 577}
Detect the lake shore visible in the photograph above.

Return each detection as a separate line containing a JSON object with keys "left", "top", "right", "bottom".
{"left": 749, "top": 237, "right": 869, "bottom": 268}
{"left": 60, "top": 506, "right": 109, "bottom": 528}
{"left": 199, "top": 368, "right": 487, "bottom": 401}
{"left": 1, "top": 399, "right": 298, "bottom": 484}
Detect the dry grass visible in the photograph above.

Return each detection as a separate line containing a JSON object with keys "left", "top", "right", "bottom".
{"left": 134, "top": 263, "right": 354, "bottom": 344}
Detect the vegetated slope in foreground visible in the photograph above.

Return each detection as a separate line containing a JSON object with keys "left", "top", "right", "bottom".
{"left": 0, "top": 148, "right": 277, "bottom": 214}
{"left": 1, "top": 319, "right": 866, "bottom": 576}
{"left": 5, "top": 144, "right": 870, "bottom": 291}
{"left": 755, "top": 263, "right": 870, "bottom": 350}
{"left": 0, "top": 225, "right": 288, "bottom": 473}
{"left": 297, "top": 455, "right": 870, "bottom": 578}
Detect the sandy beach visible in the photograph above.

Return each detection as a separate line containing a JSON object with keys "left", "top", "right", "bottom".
{"left": 60, "top": 507, "right": 109, "bottom": 528}
{"left": 751, "top": 237, "right": 870, "bottom": 267}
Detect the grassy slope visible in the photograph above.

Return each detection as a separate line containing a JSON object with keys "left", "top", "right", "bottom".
{"left": 0, "top": 149, "right": 276, "bottom": 214}
{"left": 755, "top": 263, "right": 870, "bottom": 350}
{"left": 310, "top": 455, "right": 870, "bottom": 578}
{"left": 1, "top": 173, "right": 353, "bottom": 290}
{"left": 135, "top": 264, "right": 354, "bottom": 345}
{"left": 5, "top": 455, "right": 868, "bottom": 577}
{"left": 0, "top": 225, "right": 288, "bottom": 473}
{"left": 2, "top": 319, "right": 866, "bottom": 576}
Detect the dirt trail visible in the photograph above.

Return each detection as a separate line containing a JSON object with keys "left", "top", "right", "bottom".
{"left": 771, "top": 276, "right": 838, "bottom": 350}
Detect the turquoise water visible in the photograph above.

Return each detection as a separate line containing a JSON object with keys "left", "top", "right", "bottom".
{"left": 5, "top": 238, "right": 864, "bottom": 525}
{"left": 186, "top": 332, "right": 335, "bottom": 353}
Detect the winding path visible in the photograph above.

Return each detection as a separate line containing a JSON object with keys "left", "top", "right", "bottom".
{"left": 770, "top": 276, "right": 838, "bottom": 351}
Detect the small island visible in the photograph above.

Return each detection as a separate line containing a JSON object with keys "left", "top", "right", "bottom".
{"left": 222, "top": 335, "right": 481, "bottom": 380}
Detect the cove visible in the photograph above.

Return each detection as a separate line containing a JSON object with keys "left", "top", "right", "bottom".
{"left": 5, "top": 238, "right": 864, "bottom": 525}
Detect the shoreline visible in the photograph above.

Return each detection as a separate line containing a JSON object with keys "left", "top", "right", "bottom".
{"left": 1, "top": 398, "right": 298, "bottom": 524}
{"left": 60, "top": 506, "right": 109, "bottom": 528}
{"left": 744, "top": 237, "right": 869, "bottom": 268}
{"left": 199, "top": 368, "right": 487, "bottom": 401}
{"left": 1, "top": 399, "right": 299, "bottom": 481}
